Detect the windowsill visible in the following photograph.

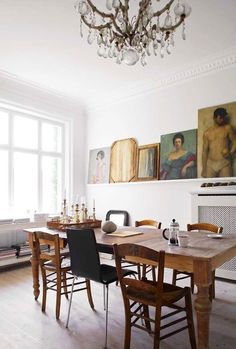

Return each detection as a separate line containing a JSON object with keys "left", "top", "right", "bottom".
{"left": 0, "top": 221, "right": 47, "bottom": 233}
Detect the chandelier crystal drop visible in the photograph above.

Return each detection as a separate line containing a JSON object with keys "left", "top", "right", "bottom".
{"left": 74, "top": 0, "right": 191, "bottom": 66}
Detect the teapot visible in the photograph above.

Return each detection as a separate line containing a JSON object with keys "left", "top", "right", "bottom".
{"left": 162, "top": 219, "right": 179, "bottom": 246}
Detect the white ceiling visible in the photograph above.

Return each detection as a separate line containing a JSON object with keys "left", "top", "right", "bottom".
{"left": 0, "top": 0, "right": 236, "bottom": 109}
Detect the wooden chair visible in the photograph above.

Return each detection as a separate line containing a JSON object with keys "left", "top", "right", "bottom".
{"left": 135, "top": 219, "right": 162, "bottom": 280}
{"left": 113, "top": 243, "right": 196, "bottom": 349}
{"left": 135, "top": 219, "right": 161, "bottom": 229}
{"left": 33, "top": 231, "right": 94, "bottom": 320}
{"left": 172, "top": 223, "right": 223, "bottom": 300}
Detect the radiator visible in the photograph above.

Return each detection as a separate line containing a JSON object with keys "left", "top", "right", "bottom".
{"left": 191, "top": 188, "right": 236, "bottom": 281}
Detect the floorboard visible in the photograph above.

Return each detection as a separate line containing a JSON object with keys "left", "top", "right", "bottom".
{"left": 0, "top": 265, "right": 235, "bottom": 349}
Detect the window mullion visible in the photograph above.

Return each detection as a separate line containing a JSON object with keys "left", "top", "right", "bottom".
{"left": 9, "top": 112, "right": 14, "bottom": 212}
{"left": 38, "top": 120, "right": 42, "bottom": 212}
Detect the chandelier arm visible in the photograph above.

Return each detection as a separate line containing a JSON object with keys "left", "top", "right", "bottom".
{"left": 108, "top": 29, "right": 126, "bottom": 42}
{"left": 158, "top": 15, "right": 185, "bottom": 33}
{"left": 86, "top": 0, "right": 114, "bottom": 19}
{"left": 121, "top": 0, "right": 130, "bottom": 32}
{"left": 85, "top": 0, "right": 124, "bottom": 36}
{"left": 110, "top": 16, "right": 125, "bottom": 37}
{"left": 152, "top": 0, "right": 175, "bottom": 17}
{"left": 81, "top": 15, "right": 112, "bottom": 31}
{"left": 81, "top": 17, "right": 125, "bottom": 42}
{"left": 132, "top": 0, "right": 151, "bottom": 33}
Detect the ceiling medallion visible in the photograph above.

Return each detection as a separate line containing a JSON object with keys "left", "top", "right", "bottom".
{"left": 74, "top": 0, "right": 191, "bottom": 66}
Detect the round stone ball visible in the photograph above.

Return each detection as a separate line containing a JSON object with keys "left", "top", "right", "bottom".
{"left": 102, "top": 221, "right": 117, "bottom": 233}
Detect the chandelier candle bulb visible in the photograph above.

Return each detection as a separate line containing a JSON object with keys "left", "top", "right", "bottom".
{"left": 74, "top": 0, "right": 191, "bottom": 66}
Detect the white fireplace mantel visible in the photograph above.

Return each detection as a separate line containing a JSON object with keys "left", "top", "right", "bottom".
{"left": 190, "top": 187, "right": 236, "bottom": 222}
{"left": 190, "top": 187, "right": 236, "bottom": 280}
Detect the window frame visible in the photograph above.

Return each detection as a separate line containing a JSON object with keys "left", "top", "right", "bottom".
{"left": 0, "top": 104, "right": 70, "bottom": 218}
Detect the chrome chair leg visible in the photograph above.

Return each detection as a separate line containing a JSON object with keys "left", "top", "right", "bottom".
{"left": 66, "top": 276, "right": 76, "bottom": 328}
{"left": 104, "top": 284, "right": 109, "bottom": 349}
{"left": 103, "top": 284, "right": 106, "bottom": 310}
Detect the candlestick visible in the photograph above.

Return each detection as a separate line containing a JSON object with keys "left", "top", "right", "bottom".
{"left": 74, "top": 203, "right": 79, "bottom": 223}
{"left": 80, "top": 203, "right": 85, "bottom": 223}
{"left": 62, "top": 199, "right": 67, "bottom": 223}
{"left": 71, "top": 204, "right": 74, "bottom": 221}
{"left": 85, "top": 207, "right": 88, "bottom": 221}
{"left": 92, "top": 207, "right": 96, "bottom": 222}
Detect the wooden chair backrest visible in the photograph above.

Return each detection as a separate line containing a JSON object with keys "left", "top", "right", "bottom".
{"left": 113, "top": 243, "right": 165, "bottom": 300}
{"left": 33, "top": 231, "right": 63, "bottom": 266}
{"left": 187, "top": 223, "right": 223, "bottom": 234}
{"left": 135, "top": 219, "right": 161, "bottom": 229}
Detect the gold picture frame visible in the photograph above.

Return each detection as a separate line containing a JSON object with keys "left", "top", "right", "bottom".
{"left": 110, "top": 138, "right": 137, "bottom": 183}
{"left": 136, "top": 143, "right": 159, "bottom": 181}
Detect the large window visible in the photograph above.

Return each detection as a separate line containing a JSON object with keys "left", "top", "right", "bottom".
{"left": 0, "top": 106, "right": 67, "bottom": 219}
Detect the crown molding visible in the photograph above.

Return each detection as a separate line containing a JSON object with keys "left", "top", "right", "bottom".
{"left": 88, "top": 47, "right": 236, "bottom": 112}
{"left": 1, "top": 46, "right": 236, "bottom": 115}
{"left": 0, "top": 69, "right": 86, "bottom": 117}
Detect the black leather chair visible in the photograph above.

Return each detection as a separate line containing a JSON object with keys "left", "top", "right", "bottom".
{"left": 66, "top": 228, "right": 134, "bottom": 349}
{"left": 105, "top": 210, "right": 129, "bottom": 226}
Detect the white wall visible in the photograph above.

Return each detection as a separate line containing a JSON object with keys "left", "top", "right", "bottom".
{"left": 86, "top": 66, "right": 236, "bottom": 228}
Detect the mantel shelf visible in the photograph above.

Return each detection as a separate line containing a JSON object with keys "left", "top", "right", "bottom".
{"left": 87, "top": 177, "right": 236, "bottom": 187}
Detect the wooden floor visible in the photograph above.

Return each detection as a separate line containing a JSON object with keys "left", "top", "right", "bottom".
{"left": 0, "top": 263, "right": 235, "bottom": 349}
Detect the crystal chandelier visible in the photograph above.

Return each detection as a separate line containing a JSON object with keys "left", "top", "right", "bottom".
{"left": 74, "top": 0, "right": 191, "bottom": 66}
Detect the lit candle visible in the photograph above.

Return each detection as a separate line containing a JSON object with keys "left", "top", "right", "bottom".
{"left": 93, "top": 199, "right": 95, "bottom": 210}
{"left": 75, "top": 194, "right": 79, "bottom": 203}
{"left": 64, "top": 188, "right": 66, "bottom": 199}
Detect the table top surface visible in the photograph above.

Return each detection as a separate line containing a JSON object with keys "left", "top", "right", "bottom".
{"left": 25, "top": 226, "right": 236, "bottom": 261}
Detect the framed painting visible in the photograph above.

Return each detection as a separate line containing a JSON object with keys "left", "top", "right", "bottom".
{"left": 88, "top": 147, "right": 110, "bottom": 184}
{"left": 160, "top": 129, "right": 197, "bottom": 180}
{"left": 136, "top": 143, "right": 159, "bottom": 181}
{"left": 198, "top": 101, "right": 236, "bottom": 178}
{"left": 110, "top": 138, "right": 137, "bottom": 183}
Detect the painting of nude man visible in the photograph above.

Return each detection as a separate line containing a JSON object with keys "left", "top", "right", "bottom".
{"left": 198, "top": 101, "right": 236, "bottom": 178}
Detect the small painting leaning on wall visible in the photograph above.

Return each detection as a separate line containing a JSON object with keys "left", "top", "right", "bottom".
{"left": 88, "top": 147, "right": 111, "bottom": 184}
{"left": 198, "top": 101, "right": 236, "bottom": 178}
{"left": 136, "top": 143, "right": 159, "bottom": 181}
{"left": 110, "top": 138, "right": 137, "bottom": 183}
{"left": 160, "top": 129, "right": 197, "bottom": 180}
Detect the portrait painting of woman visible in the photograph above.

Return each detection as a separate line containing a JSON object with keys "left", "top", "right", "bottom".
{"left": 160, "top": 129, "right": 197, "bottom": 180}
{"left": 88, "top": 147, "right": 111, "bottom": 184}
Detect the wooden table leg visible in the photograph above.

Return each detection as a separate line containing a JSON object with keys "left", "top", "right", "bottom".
{"left": 28, "top": 234, "right": 40, "bottom": 300}
{"left": 193, "top": 260, "right": 212, "bottom": 349}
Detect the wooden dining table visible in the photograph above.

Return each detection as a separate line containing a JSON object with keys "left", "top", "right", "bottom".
{"left": 25, "top": 226, "right": 236, "bottom": 349}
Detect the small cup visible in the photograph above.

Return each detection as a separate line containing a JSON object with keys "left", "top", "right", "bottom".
{"left": 177, "top": 234, "right": 189, "bottom": 248}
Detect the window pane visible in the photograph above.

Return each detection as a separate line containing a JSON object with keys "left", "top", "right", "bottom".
{"left": 13, "top": 115, "right": 38, "bottom": 149}
{"left": 42, "top": 123, "right": 62, "bottom": 152}
{"left": 0, "top": 110, "right": 9, "bottom": 145}
{"left": 0, "top": 150, "right": 9, "bottom": 217}
{"left": 14, "top": 152, "right": 38, "bottom": 215}
{"left": 42, "top": 156, "right": 62, "bottom": 213}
